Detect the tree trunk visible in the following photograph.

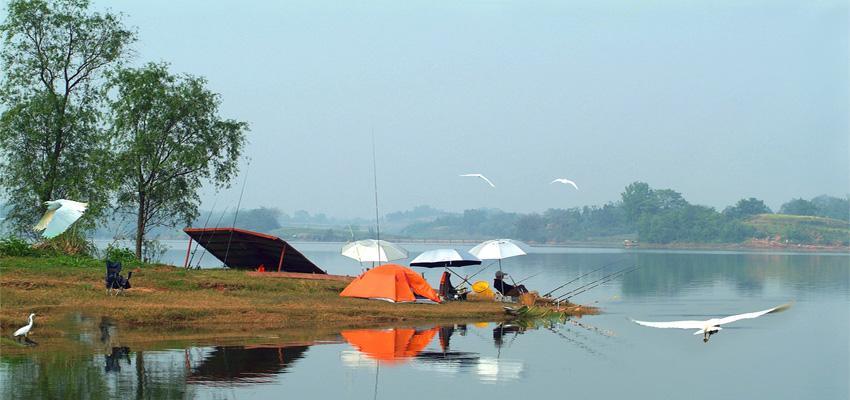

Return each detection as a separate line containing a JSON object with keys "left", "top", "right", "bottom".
{"left": 135, "top": 192, "right": 145, "bottom": 259}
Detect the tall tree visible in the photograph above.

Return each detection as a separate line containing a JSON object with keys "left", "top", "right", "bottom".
{"left": 108, "top": 63, "right": 247, "bottom": 258}
{"left": 723, "top": 197, "right": 772, "bottom": 219}
{"left": 779, "top": 198, "right": 817, "bottom": 217}
{"left": 621, "top": 181, "right": 658, "bottom": 225}
{"left": 0, "top": 0, "right": 134, "bottom": 233}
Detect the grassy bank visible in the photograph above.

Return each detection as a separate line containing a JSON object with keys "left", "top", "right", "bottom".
{"left": 0, "top": 256, "right": 593, "bottom": 342}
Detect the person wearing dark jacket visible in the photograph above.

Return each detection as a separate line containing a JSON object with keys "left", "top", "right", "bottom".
{"left": 493, "top": 271, "right": 528, "bottom": 296}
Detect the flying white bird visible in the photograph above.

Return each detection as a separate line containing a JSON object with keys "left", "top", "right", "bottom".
{"left": 551, "top": 178, "right": 579, "bottom": 190}
{"left": 13, "top": 313, "right": 36, "bottom": 339}
{"left": 459, "top": 174, "right": 496, "bottom": 188}
{"left": 33, "top": 199, "right": 88, "bottom": 239}
{"left": 632, "top": 303, "right": 791, "bottom": 343}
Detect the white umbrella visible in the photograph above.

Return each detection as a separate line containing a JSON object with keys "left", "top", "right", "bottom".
{"left": 469, "top": 239, "right": 527, "bottom": 261}
{"left": 469, "top": 239, "right": 528, "bottom": 275}
{"left": 410, "top": 249, "right": 481, "bottom": 268}
{"left": 341, "top": 239, "right": 408, "bottom": 263}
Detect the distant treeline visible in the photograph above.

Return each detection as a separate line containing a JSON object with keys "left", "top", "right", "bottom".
{"left": 108, "top": 183, "right": 848, "bottom": 246}
{"left": 400, "top": 182, "right": 849, "bottom": 245}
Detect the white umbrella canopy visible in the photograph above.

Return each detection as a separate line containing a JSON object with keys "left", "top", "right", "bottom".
{"left": 410, "top": 249, "right": 481, "bottom": 268}
{"left": 341, "top": 239, "right": 408, "bottom": 263}
{"left": 469, "top": 239, "right": 528, "bottom": 260}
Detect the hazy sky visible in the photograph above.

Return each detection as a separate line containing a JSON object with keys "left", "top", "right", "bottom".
{"left": 93, "top": 0, "right": 848, "bottom": 218}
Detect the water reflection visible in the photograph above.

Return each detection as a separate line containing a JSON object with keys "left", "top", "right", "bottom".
{"left": 187, "top": 345, "right": 309, "bottom": 385}
{"left": 2, "top": 250, "right": 847, "bottom": 399}
{"left": 338, "top": 324, "right": 540, "bottom": 384}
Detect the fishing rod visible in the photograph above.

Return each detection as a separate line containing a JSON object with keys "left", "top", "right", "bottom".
{"left": 555, "top": 265, "right": 639, "bottom": 301}
{"left": 186, "top": 198, "right": 218, "bottom": 268}
{"left": 223, "top": 161, "right": 250, "bottom": 268}
{"left": 194, "top": 205, "right": 230, "bottom": 269}
{"left": 560, "top": 266, "right": 640, "bottom": 301}
{"left": 371, "top": 130, "right": 381, "bottom": 243}
{"left": 514, "top": 272, "right": 543, "bottom": 285}
{"left": 555, "top": 265, "right": 638, "bottom": 301}
{"left": 553, "top": 265, "right": 637, "bottom": 301}
{"left": 464, "top": 260, "right": 498, "bottom": 282}
{"left": 543, "top": 256, "right": 628, "bottom": 297}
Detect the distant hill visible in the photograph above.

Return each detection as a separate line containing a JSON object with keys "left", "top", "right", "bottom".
{"left": 744, "top": 214, "right": 850, "bottom": 246}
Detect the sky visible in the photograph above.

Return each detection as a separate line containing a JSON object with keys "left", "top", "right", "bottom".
{"left": 92, "top": 0, "right": 848, "bottom": 218}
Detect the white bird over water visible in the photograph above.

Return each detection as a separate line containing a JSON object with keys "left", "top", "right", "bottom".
{"left": 33, "top": 199, "right": 88, "bottom": 239}
{"left": 632, "top": 303, "right": 791, "bottom": 343}
{"left": 459, "top": 173, "right": 496, "bottom": 188}
{"left": 551, "top": 178, "right": 579, "bottom": 190}
{"left": 13, "top": 313, "right": 36, "bottom": 339}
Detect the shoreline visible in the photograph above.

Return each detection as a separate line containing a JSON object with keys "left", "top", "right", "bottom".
{"left": 0, "top": 256, "right": 595, "bottom": 347}
{"left": 94, "top": 237, "right": 850, "bottom": 254}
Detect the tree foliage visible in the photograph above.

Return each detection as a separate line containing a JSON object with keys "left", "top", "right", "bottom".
{"left": 723, "top": 197, "right": 772, "bottom": 219}
{"left": 0, "top": 0, "right": 134, "bottom": 234}
{"left": 108, "top": 63, "right": 247, "bottom": 258}
{"left": 779, "top": 198, "right": 818, "bottom": 216}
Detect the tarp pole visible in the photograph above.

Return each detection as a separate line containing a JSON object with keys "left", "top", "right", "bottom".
{"left": 277, "top": 244, "right": 287, "bottom": 272}
{"left": 183, "top": 237, "right": 193, "bottom": 268}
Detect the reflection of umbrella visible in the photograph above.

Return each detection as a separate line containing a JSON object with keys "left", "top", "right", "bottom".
{"left": 476, "top": 357, "right": 524, "bottom": 382}
{"left": 341, "top": 328, "right": 438, "bottom": 364}
{"left": 341, "top": 239, "right": 408, "bottom": 263}
{"left": 410, "top": 249, "right": 481, "bottom": 268}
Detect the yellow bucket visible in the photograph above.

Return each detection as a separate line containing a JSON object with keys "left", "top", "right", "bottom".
{"left": 472, "top": 281, "right": 490, "bottom": 293}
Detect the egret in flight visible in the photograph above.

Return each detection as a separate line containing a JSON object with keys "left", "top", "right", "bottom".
{"left": 33, "top": 199, "right": 88, "bottom": 238}
{"left": 13, "top": 313, "right": 36, "bottom": 340}
{"left": 632, "top": 303, "right": 791, "bottom": 343}
{"left": 551, "top": 178, "right": 579, "bottom": 190}
{"left": 459, "top": 174, "right": 496, "bottom": 188}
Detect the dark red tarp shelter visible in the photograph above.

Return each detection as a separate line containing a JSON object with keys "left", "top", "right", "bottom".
{"left": 183, "top": 227, "right": 325, "bottom": 274}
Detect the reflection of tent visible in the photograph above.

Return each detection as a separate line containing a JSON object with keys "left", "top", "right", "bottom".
{"left": 342, "top": 328, "right": 438, "bottom": 364}
{"left": 183, "top": 227, "right": 324, "bottom": 274}
{"left": 187, "top": 345, "right": 310, "bottom": 385}
{"left": 340, "top": 264, "right": 441, "bottom": 303}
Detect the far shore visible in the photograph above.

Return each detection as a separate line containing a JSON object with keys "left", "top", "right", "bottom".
{"left": 94, "top": 237, "right": 850, "bottom": 254}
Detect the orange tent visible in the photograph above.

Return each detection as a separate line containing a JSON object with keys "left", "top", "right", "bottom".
{"left": 340, "top": 264, "right": 441, "bottom": 303}
{"left": 342, "top": 328, "right": 438, "bottom": 364}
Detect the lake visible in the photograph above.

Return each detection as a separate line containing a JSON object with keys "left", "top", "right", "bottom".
{"left": 2, "top": 244, "right": 848, "bottom": 399}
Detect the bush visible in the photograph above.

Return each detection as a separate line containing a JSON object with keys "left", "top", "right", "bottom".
{"left": 104, "top": 244, "right": 139, "bottom": 266}
{"left": 0, "top": 236, "right": 36, "bottom": 256}
{"left": 34, "top": 230, "right": 97, "bottom": 256}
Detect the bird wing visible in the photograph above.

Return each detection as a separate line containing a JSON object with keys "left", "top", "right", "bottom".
{"left": 34, "top": 209, "right": 57, "bottom": 231}
{"left": 631, "top": 319, "right": 707, "bottom": 330}
{"left": 477, "top": 175, "right": 495, "bottom": 187}
{"left": 42, "top": 201, "right": 87, "bottom": 238}
{"left": 460, "top": 174, "right": 495, "bottom": 187}
{"left": 715, "top": 303, "right": 791, "bottom": 326}
{"left": 551, "top": 178, "right": 579, "bottom": 190}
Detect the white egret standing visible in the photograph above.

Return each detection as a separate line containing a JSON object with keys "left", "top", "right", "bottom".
{"left": 459, "top": 174, "right": 496, "bottom": 188}
{"left": 632, "top": 303, "right": 791, "bottom": 343}
{"left": 33, "top": 199, "right": 88, "bottom": 238}
{"left": 13, "top": 313, "right": 36, "bottom": 339}
{"left": 551, "top": 178, "right": 579, "bottom": 190}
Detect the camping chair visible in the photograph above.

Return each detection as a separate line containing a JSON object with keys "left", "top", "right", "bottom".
{"left": 105, "top": 261, "right": 132, "bottom": 295}
{"left": 439, "top": 271, "right": 468, "bottom": 301}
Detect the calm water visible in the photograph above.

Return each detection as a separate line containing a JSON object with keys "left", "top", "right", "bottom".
{"left": 2, "top": 244, "right": 848, "bottom": 399}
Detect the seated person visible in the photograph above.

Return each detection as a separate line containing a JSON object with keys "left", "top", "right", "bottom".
{"left": 439, "top": 271, "right": 468, "bottom": 300}
{"left": 493, "top": 271, "right": 528, "bottom": 297}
